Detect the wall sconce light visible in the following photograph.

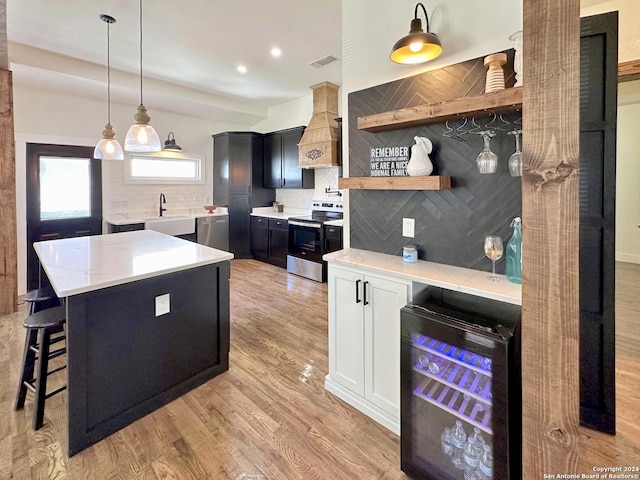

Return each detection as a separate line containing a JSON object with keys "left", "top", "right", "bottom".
{"left": 390, "top": 2, "right": 443, "bottom": 65}
{"left": 164, "top": 132, "right": 182, "bottom": 151}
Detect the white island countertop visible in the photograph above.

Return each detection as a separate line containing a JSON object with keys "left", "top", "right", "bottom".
{"left": 34, "top": 230, "right": 234, "bottom": 297}
{"left": 324, "top": 248, "right": 521, "bottom": 305}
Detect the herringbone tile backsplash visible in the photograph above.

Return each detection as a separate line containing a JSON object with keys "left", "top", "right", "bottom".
{"left": 348, "top": 51, "right": 521, "bottom": 273}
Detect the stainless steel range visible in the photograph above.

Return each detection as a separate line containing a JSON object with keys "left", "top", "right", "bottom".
{"left": 287, "top": 200, "right": 344, "bottom": 282}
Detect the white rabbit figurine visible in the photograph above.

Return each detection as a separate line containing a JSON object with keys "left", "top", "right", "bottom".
{"left": 407, "top": 136, "right": 434, "bottom": 176}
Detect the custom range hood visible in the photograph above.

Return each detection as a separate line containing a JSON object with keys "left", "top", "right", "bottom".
{"left": 298, "top": 81, "right": 340, "bottom": 169}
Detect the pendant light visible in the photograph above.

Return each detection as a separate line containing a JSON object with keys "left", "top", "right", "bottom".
{"left": 94, "top": 14, "right": 124, "bottom": 160}
{"left": 390, "top": 2, "right": 443, "bottom": 65}
{"left": 124, "top": 0, "right": 161, "bottom": 152}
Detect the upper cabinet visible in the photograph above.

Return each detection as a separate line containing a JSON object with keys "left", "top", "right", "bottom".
{"left": 264, "top": 126, "right": 315, "bottom": 189}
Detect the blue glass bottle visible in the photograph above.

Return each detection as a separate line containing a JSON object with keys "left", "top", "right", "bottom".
{"left": 506, "top": 217, "right": 522, "bottom": 284}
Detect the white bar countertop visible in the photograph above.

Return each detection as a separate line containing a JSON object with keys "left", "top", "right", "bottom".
{"left": 250, "top": 206, "right": 311, "bottom": 220}
{"left": 324, "top": 248, "right": 521, "bottom": 305}
{"left": 34, "top": 230, "right": 234, "bottom": 297}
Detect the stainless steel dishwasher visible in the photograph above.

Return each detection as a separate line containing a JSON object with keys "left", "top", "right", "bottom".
{"left": 196, "top": 215, "right": 229, "bottom": 251}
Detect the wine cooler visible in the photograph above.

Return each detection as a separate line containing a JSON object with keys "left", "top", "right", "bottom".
{"left": 400, "top": 286, "right": 521, "bottom": 480}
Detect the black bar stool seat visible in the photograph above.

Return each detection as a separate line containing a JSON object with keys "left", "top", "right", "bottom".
{"left": 24, "top": 286, "right": 60, "bottom": 314}
{"left": 15, "top": 305, "right": 67, "bottom": 430}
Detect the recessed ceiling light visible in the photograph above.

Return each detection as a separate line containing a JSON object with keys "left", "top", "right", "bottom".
{"left": 271, "top": 47, "right": 282, "bottom": 58}
{"left": 237, "top": 65, "right": 247, "bottom": 74}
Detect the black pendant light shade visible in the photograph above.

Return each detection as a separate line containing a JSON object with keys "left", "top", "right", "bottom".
{"left": 390, "top": 2, "right": 442, "bottom": 65}
{"left": 164, "top": 132, "right": 182, "bottom": 151}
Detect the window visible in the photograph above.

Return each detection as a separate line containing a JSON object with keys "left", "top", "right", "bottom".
{"left": 125, "top": 151, "right": 205, "bottom": 184}
{"left": 39, "top": 156, "right": 91, "bottom": 220}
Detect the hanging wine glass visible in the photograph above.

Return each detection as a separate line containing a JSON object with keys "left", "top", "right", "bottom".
{"left": 484, "top": 235, "right": 503, "bottom": 281}
{"left": 476, "top": 131, "right": 498, "bottom": 174}
{"left": 508, "top": 129, "right": 523, "bottom": 177}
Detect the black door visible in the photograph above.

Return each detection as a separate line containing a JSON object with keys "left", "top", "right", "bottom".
{"left": 26, "top": 144, "right": 102, "bottom": 290}
{"left": 579, "top": 12, "right": 618, "bottom": 433}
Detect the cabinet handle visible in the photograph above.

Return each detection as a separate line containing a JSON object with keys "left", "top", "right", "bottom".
{"left": 355, "top": 279, "right": 361, "bottom": 304}
{"left": 265, "top": 229, "right": 269, "bottom": 237}
{"left": 282, "top": 178, "right": 286, "bottom": 186}
{"left": 363, "top": 281, "right": 369, "bottom": 305}
{"left": 324, "top": 238, "right": 329, "bottom": 251}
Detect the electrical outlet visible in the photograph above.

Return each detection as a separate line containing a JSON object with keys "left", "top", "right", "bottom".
{"left": 403, "top": 218, "right": 415, "bottom": 238}
{"left": 155, "top": 293, "right": 170, "bottom": 317}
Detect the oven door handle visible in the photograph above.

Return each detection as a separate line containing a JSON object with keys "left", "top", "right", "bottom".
{"left": 289, "top": 220, "right": 322, "bottom": 228}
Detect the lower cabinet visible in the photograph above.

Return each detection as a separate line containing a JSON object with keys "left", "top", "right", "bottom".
{"left": 250, "top": 216, "right": 288, "bottom": 268}
{"left": 107, "top": 223, "right": 144, "bottom": 233}
{"left": 325, "top": 264, "right": 410, "bottom": 434}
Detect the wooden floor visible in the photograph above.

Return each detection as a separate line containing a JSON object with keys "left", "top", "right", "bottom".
{"left": 0, "top": 260, "right": 638, "bottom": 479}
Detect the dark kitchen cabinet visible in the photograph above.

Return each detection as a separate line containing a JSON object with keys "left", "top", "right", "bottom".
{"left": 264, "top": 127, "right": 314, "bottom": 189}
{"left": 268, "top": 218, "right": 289, "bottom": 268}
{"left": 213, "top": 132, "right": 275, "bottom": 258}
{"left": 250, "top": 216, "right": 269, "bottom": 262}
{"left": 324, "top": 224, "right": 343, "bottom": 254}
{"left": 250, "top": 216, "right": 289, "bottom": 268}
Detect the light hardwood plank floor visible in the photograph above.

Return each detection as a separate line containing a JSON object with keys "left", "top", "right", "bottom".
{"left": 0, "top": 260, "right": 638, "bottom": 479}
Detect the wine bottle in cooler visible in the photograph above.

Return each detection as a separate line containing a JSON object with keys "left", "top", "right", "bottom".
{"left": 450, "top": 420, "right": 467, "bottom": 469}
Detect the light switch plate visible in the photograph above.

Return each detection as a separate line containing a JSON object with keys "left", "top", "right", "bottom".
{"left": 403, "top": 218, "right": 415, "bottom": 238}
{"left": 155, "top": 293, "right": 170, "bottom": 317}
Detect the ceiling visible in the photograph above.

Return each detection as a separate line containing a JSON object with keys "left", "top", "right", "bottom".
{"left": 6, "top": 0, "right": 342, "bottom": 125}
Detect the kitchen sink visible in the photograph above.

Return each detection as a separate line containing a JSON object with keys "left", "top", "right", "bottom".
{"left": 144, "top": 216, "right": 195, "bottom": 236}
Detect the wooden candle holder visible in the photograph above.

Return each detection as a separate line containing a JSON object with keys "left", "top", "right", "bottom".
{"left": 484, "top": 53, "right": 508, "bottom": 93}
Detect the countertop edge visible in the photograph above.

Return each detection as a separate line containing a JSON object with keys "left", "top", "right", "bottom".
{"left": 106, "top": 211, "right": 228, "bottom": 226}
{"left": 324, "top": 248, "right": 522, "bottom": 306}
{"left": 49, "top": 255, "right": 234, "bottom": 297}
{"left": 34, "top": 231, "right": 234, "bottom": 297}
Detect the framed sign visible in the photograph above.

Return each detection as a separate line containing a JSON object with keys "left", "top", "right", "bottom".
{"left": 370, "top": 146, "right": 409, "bottom": 176}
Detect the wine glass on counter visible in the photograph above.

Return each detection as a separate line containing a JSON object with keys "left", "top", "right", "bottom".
{"left": 484, "top": 235, "right": 503, "bottom": 281}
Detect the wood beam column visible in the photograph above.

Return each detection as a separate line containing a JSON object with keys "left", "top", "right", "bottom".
{"left": 0, "top": 0, "right": 18, "bottom": 315}
{"left": 521, "top": 0, "right": 580, "bottom": 475}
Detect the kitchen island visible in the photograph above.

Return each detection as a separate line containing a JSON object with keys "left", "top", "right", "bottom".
{"left": 34, "top": 230, "right": 233, "bottom": 455}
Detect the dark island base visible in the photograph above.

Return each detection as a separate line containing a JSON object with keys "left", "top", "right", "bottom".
{"left": 65, "top": 261, "right": 230, "bottom": 456}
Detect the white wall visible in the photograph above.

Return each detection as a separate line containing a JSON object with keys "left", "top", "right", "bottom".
{"left": 616, "top": 80, "right": 640, "bottom": 263}
{"left": 580, "top": 0, "right": 640, "bottom": 61}
{"left": 13, "top": 83, "right": 251, "bottom": 295}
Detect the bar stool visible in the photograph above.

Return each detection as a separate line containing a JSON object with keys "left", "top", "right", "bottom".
{"left": 14, "top": 305, "right": 67, "bottom": 430}
{"left": 24, "top": 286, "right": 60, "bottom": 314}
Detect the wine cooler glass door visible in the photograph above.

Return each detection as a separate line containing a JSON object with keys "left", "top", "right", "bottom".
{"left": 400, "top": 302, "right": 520, "bottom": 480}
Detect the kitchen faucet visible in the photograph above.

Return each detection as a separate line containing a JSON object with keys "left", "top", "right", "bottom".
{"left": 159, "top": 193, "right": 167, "bottom": 217}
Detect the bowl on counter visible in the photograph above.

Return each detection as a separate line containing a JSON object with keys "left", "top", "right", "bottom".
{"left": 204, "top": 205, "right": 217, "bottom": 213}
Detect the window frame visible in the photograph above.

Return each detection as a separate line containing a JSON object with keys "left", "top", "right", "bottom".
{"left": 124, "top": 151, "right": 205, "bottom": 185}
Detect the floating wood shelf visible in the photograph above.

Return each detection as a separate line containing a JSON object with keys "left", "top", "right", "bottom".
{"left": 338, "top": 176, "right": 451, "bottom": 191}
{"left": 357, "top": 87, "right": 523, "bottom": 133}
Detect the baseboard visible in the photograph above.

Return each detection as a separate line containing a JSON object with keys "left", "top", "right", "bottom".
{"left": 324, "top": 375, "right": 400, "bottom": 435}
{"left": 616, "top": 252, "right": 640, "bottom": 264}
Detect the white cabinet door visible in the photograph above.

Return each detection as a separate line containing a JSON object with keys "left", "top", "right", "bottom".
{"left": 363, "top": 274, "right": 409, "bottom": 418}
{"left": 328, "top": 266, "right": 365, "bottom": 396}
